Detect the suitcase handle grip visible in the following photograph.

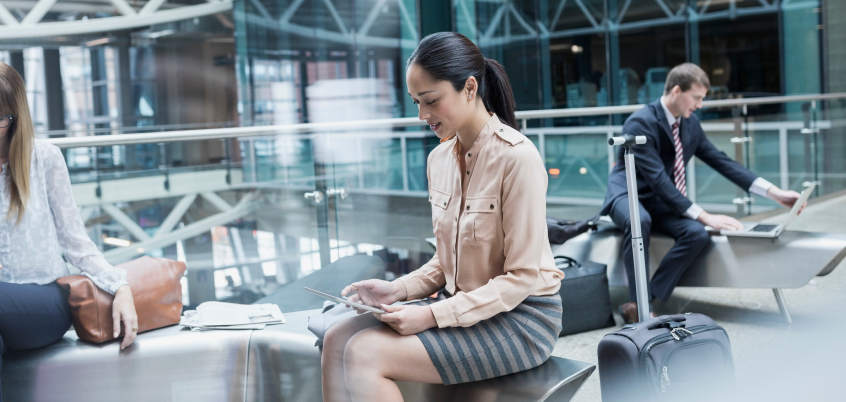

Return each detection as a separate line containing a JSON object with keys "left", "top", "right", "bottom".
{"left": 646, "top": 315, "right": 687, "bottom": 329}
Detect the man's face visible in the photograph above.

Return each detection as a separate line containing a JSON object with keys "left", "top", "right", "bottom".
{"left": 672, "top": 83, "right": 708, "bottom": 119}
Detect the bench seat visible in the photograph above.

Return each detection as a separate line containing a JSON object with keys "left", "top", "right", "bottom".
{"left": 3, "top": 309, "right": 594, "bottom": 402}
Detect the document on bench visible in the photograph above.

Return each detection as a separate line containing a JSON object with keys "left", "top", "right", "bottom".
{"left": 180, "top": 302, "right": 286, "bottom": 331}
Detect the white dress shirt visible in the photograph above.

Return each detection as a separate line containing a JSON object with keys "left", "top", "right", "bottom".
{"left": 659, "top": 97, "right": 773, "bottom": 220}
{"left": 0, "top": 140, "right": 127, "bottom": 294}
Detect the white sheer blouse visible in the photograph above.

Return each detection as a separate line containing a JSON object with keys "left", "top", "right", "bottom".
{"left": 0, "top": 140, "right": 127, "bottom": 295}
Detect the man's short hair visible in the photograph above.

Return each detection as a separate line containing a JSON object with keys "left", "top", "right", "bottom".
{"left": 664, "top": 63, "right": 710, "bottom": 94}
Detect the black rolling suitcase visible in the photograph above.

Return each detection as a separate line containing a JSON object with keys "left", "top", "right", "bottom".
{"left": 597, "top": 135, "right": 736, "bottom": 402}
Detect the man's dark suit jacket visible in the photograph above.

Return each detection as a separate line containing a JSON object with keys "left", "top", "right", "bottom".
{"left": 600, "top": 99, "right": 757, "bottom": 217}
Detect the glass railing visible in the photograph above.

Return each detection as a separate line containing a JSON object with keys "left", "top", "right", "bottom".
{"left": 54, "top": 93, "right": 846, "bottom": 307}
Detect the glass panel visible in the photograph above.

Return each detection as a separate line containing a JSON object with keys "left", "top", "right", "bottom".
{"left": 545, "top": 133, "right": 609, "bottom": 199}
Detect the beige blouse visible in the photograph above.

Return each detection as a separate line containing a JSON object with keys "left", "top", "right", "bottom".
{"left": 398, "top": 114, "right": 563, "bottom": 328}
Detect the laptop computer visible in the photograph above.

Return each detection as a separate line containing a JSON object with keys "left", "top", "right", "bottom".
{"left": 720, "top": 183, "right": 815, "bottom": 238}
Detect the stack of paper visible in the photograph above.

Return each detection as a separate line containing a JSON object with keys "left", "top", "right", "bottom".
{"left": 180, "top": 302, "right": 286, "bottom": 331}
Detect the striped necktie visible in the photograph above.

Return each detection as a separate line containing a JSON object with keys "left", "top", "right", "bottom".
{"left": 672, "top": 120, "right": 687, "bottom": 197}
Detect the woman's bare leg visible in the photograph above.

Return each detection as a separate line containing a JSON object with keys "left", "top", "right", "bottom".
{"left": 322, "top": 312, "right": 383, "bottom": 402}
{"left": 344, "top": 325, "right": 442, "bottom": 402}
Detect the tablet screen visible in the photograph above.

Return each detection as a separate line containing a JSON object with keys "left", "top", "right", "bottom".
{"left": 304, "top": 287, "right": 386, "bottom": 314}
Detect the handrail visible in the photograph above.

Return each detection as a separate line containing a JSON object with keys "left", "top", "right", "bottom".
{"left": 46, "top": 92, "right": 846, "bottom": 149}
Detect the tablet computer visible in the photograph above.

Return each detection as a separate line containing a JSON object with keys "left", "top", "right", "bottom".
{"left": 304, "top": 287, "right": 386, "bottom": 314}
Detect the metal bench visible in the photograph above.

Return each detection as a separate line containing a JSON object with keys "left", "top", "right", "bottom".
{"left": 3, "top": 255, "right": 596, "bottom": 401}
{"left": 3, "top": 308, "right": 594, "bottom": 402}
{"left": 552, "top": 221, "right": 846, "bottom": 323}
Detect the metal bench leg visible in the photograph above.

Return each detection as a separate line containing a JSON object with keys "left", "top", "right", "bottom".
{"left": 772, "top": 288, "right": 792, "bottom": 324}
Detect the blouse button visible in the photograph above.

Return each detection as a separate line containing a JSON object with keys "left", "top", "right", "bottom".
{"left": 466, "top": 171, "right": 469, "bottom": 175}
{"left": 466, "top": 206, "right": 470, "bottom": 210}
{"left": 468, "top": 153, "right": 472, "bottom": 157}
{"left": 443, "top": 202, "right": 447, "bottom": 206}
{"left": 490, "top": 204, "right": 494, "bottom": 209}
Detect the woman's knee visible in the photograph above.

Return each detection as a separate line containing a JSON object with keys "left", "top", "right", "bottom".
{"left": 343, "top": 329, "right": 384, "bottom": 374}
{"left": 323, "top": 313, "right": 380, "bottom": 360}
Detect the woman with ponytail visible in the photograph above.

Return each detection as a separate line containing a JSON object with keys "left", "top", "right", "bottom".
{"left": 322, "top": 32, "right": 563, "bottom": 401}
{"left": 0, "top": 63, "right": 137, "bottom": 399}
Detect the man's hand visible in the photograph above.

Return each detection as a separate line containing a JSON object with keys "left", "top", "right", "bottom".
{"left": 342, "top": 279, "right": 408, "bottom": 314}
{"left": 376, "top": 304, "right": 437, "bottom": 336}
{"left": 767, "top": 186, "right": 805, "bottom": 212}
{"left": 697, "top": 211, "right": 744, "bottom": 231}
{"left": 112, "top": 285, "right": 138, "bottom": 349}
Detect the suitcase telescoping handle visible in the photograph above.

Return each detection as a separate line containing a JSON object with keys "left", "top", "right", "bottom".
{"left": 608, "top": 134, "right": 651, "bottom": 323}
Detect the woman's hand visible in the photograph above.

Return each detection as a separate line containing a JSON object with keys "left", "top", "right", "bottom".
{"left": 341, "top": 279, "right": 408, "bottom": 314}
{"left": 112, "top": 285, "right": 138, "bottom": 349}
{"left": 376, "top": 304, "right": 437, "bottom": 336}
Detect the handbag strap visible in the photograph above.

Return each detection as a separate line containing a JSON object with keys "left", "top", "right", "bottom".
{"left": 554, "top": 255, "right": 581, "bottom": 268}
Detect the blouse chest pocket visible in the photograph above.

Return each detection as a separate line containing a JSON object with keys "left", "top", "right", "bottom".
{"left": 463, "top": 195, "right": 499, "bottom": 246}
{"left": 429, "top": 187, "right": 451, "bottom": 235}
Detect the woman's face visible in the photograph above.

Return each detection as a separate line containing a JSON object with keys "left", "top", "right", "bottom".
{"left": 406, "top": 63, "right": 474, "bottom": 140}
{"left": 0, "top": 116, "right": 10, "bottom": 139}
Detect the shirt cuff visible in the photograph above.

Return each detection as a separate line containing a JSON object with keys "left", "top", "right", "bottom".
{"left": 397, "top": 275, "right": 424, "bottom": 301}
{"left": 683, "top": 203, "right": 704, "bottom": 220}
{"left": 749, "top": 177, "right": 775, "bottom": 198}
{"left": 428, "top": 298, "right": 458, "bottom": 328}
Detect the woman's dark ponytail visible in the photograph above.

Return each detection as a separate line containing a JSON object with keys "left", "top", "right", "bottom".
{"left": 408, "top": 32, "right": 519, "bottom": 130}
{"left": 482, "top": 58, "right": 517, "bottom": 130}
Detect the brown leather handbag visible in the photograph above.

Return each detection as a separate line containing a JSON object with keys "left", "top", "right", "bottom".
{"left": 56, "top": 256, "right": 187, "bottom": 343}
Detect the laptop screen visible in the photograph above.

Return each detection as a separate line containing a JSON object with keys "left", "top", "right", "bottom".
{"left": 780, "top": 183, "right": 816, "bottom": 230}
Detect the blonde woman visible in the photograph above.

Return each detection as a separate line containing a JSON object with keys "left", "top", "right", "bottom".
{"left": 0, "top": 63, "right": 138, "bottom": 400}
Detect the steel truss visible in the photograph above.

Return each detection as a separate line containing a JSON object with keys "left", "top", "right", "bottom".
{"left": 476, "top": 0, "right": 819, "bottom": 46}
{"left": 0, "top": 0, "right": 233, "bottom": 39}
{"left": 73, "top": 168, "right": 263, "bottom": 265}
{"left": 237, "top": 0, "right": 817, "bottom": 48}
{"left": 243, "top": 0, "right": 419, "bottom": 49}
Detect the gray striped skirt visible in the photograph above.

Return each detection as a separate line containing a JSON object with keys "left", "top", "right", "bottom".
{"left": 411, "top": 290, "right": 563, "bottom": 385}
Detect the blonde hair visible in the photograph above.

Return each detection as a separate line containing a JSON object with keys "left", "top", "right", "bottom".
{"left": 0, "top": 62, "right": 34, "bottom": 225}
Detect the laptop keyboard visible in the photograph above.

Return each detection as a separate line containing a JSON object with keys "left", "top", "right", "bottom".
{"left": 749, "top": 224, "right": 779, "bottom": 233}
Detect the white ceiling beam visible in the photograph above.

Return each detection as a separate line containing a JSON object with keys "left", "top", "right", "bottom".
{"left": 550, "top": 0, "right": 567, "bottom": 31}
{"left": 0, "top": 1, "right": 231, "bottom": 39}
{"left": 321, "top": 0, "right": 348, "bottom": 35}
{"left": 110, "top": 0, "right": 137, "bottom": 16}
{"left": 358, "top": 0, "right": 389, "bottom": 37}
{"left": 573, "top": 0, "right": 599, "bottom": 28}
{"left": 654, "top": 0, "right": 674, "bottom": 18}
{"left": 200, "top": 191, "right": 233, "bottom": 212}
{"left": 154, "top": 193, "right": 198, "bottom": 238}
{"left": 396, "top": 0, "right": 419, "bottom": 41}
{"left": 103, "top": 193, "right": 259, "bottom": 264}
{"left": 0, "top": 3, "right": 20, "bottom": 25}
{"left": 279, "top": 0, "right": 305, "bottom": 23}
{"left": 248, "top": 0, "right": 273, "bottom": 22}
{"left": 508, "top": 3, "right": 537, "bottom": 36}
{"left": 482, "top": 4, "right": 508, "bottom": 40}
{"left": 101, "top": 204, "right": 153, "bottom": 242}
{"left": 139, "top": 0, "right": 167, "bottom": 15}
{"left": 20, "top": 0, "right": 57, "bottom": 25}
{"left": 617, "top": 0, "right": 633, "bottom": 24}
{"left": 78, "top": 206, "right": 95, "bottom": 224}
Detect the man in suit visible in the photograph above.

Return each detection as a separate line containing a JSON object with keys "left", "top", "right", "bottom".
{"left": 601, "top": 63, "right": 803, "bottom": 324}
